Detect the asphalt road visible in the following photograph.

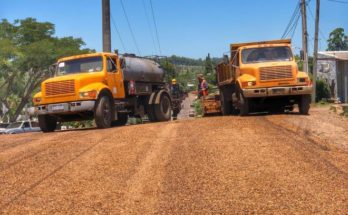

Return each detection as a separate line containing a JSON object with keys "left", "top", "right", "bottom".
{"left": 1, "top": 107, "right": 348, "bottom": 214}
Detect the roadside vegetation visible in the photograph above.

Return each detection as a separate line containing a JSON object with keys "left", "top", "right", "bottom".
{"left": 0, "top": 18, "right": 94, "bottom": 122}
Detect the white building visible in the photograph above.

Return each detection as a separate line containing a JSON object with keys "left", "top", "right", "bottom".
{"left": 317, "top": 51, "right": 348, "bottom": 103}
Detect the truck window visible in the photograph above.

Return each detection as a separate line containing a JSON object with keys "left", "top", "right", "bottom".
{"left": 107, "top": 58, "right": 117, "bottom": 73}
{"left": 57, "top": 56, "right": 103, "bottom": 76}
{"left": 23, "top": 122, "right": 30, "bottom": 128}
{"left": 235, "top": 52, "right": 240, "bottom": 67}
{"left": 241, "top": 47, "right": 293, "bottom": 64}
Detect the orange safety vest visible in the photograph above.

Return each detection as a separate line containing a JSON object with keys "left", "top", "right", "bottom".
{"left": 201, "top": 80, "right": 208, "bottom": 96}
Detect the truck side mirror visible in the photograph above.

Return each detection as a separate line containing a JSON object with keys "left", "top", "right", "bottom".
{"left": 49, "top": 63, "right": 57, "bottom": 77}
{"left": 120, "top": 58, "right": 126, "bottom": 69}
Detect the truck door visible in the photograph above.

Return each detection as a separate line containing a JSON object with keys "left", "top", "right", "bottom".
{"left": 106, "top": 56, "right": 125, "bottom": 99}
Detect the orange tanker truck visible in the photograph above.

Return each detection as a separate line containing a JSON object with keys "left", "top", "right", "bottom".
{"left": 216, "top": 39, "right": 313, "bottom": 115}
{"left": 33, "top": 52, "right": 172, "bottom": 132}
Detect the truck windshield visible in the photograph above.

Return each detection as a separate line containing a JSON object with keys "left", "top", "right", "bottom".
{"left": 242, "top": 47, "right": 293, "bottom": 64}
{"left": 57, "top": 56, "right": 103, "bottom": 76}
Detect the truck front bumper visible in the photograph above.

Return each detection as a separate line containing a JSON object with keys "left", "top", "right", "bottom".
{"left": 35, "top": 101, "right": 95, "bottom": 115}
{"left": 242, "top": 86, "right": 313, "bottom": 98}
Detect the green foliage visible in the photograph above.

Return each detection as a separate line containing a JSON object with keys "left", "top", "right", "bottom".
{"left": 160, "top": 54, "right": 221, "bottom": 93}
{"left": 61, "top": 120, "right": 94, "bottom": 129}
{"left": 327, "top": 28, "right": 348, "bottom": 51}
{"left": 165, "top": 55, "right": 203, "bottom": 66}
{"left": 204, "top": 53, "right": 216, "bottom": 85}
{"left": 316, "top": 79, "right": 331, "bottom": 102}
{"left": 176, "top": 69, "right": 196, "bottom": 91}
{"left": 295, "top": 55, "right": 313, "bottom": 73}
{"left": 193, "top": 99, "right": 203, "bottom": 116}
{"left": 0, "top": 18, "right": 94, "bottom": 122}
{"left": 160, "top": 59, "right": 176, "bottom": 82}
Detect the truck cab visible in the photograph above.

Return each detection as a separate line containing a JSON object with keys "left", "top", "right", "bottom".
{"left": 217, "top": 39, "right": 313, "bottom": 115}
{"left": 33, "top": 52, "right": 172, "bottom": 132}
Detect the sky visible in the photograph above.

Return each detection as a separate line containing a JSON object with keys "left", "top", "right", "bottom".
{"left": 1, "top": 0, "right": 347, "bottom": 59}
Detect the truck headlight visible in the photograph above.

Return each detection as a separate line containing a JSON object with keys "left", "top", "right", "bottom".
{"left": 79, "top": 90, "right": 97, "bottom": 99}
{"left": 242, "top": 81, "right": 256, "bottom": 87}
{"left": 248, "top": 81, "right": 256, "bottom": 86}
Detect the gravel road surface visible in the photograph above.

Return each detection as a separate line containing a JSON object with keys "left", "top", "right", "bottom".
{"left": 1, "top": 107, "right": 347, "bottom": 214}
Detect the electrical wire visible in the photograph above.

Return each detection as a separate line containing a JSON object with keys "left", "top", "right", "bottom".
{"left": 120, "top": 0, "right": 142, "bottom": 55}
{"left": 149, "top": 0, "right": 162, "bottom": 55}
{"left": 289, "top": 12, "right": 301, "bottom": 39}
{"left": 142, "top": 0, "right": 158, "bottom": 55}
{"left": 282, "top": 0, "right": 301, "bottom": 39}
{"left": 110, "top": 14, "right": 127, "bottom": 52}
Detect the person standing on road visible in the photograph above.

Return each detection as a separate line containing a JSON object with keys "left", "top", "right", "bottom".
{"left": 197, "top": 74, "right": 208, "bottom": 98}
{"left": 171, "top": 79, "right": 180, "bottom": 98}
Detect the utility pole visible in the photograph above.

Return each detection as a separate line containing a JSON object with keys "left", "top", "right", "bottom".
{"left": 312, "top": 0, "right": 320, "bottom": 103}
{"left": 102, "top": 0, "right": 111, "bottom": 52}
{"left": 301, "top": 0, "right": 309, "bottom": 73}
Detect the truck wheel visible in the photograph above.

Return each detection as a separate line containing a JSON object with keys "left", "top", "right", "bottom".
{"left": 146, "top": 104, "right": 157, "bottom": 122}
{"left": 111, "top": 113, "right": 128, "bottom": 126}
{"left": 239, "top": 92, "right": 249, "bottom": 116}
{"left": 220, "top": 90, "right": 231, "bottom": 115}
{"left": 38, "top": 115, "right": 57, "bottom": 132}
{"left": 154, "top": 93, "right": 172, "bottom": 121}
{"left": 95, "top": 96, "right": 112, "bottom": 128}
{"left": 299, "top": 95, "right": 311, "bottom": 115}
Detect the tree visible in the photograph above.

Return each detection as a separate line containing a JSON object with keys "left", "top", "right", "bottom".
{"left": 0, "top": 18, "right": 94, "bottom": 122}
{"left": 204, "top": 53, "right": 216, "bottom": 85}
{"left": 327, "top": 28, "right": 348, "bottom": 51}
{"left": 160, "top": 59, "right": 176, "bottom": 82}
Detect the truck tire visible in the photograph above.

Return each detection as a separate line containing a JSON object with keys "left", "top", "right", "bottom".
{"left": 299, "top": 94, "right": 311, "bottom": 115}
{"left": 38, "top": 115, "right": 57, "bottom": 132}
{"left": 239, "top": 92, "right": 249, "bottom": 116}
{"left": 220, "top": 89, "right": 231, "bottom": 115}
{"left": 154, "top": 93, "right": 172, "bottom": 121}
{"left": 95, "top": 96, "right": 112, "bottom": 128}
{"left": 111, "top": 113, "right": 128, "bottom": 126}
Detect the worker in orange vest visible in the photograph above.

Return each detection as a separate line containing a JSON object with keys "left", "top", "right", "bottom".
{"left": 197, "top": 74, "right": 209, "bottom": 98}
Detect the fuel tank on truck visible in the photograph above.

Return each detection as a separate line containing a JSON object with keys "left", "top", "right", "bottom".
{"left": 122, "top": 56, "right": 164, "bottom": 83}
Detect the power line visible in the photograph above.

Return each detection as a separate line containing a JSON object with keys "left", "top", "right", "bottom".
{"left": 282, "top": 0, "right": 301, "bottom": 39}
{"left": 142, "top": 0, "right": 158, "bottom": 55}
{"left": 119, "top": 0, "right": 141, "bottom": 55}
{"left": 289, "top": 12, "right": 301, "bottom": 39}
{"left": 110, "top": 14, "right": 127, "bottom": 52}
{"left": 149, "top": 0, "right": 162, "bottom": 55}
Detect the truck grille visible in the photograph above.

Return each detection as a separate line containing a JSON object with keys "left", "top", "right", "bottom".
{"left": 45, "top": 80, "right": 75, "bottom": 97}
{"left": 260, "top": 66, "right": 293, "bottom": 81}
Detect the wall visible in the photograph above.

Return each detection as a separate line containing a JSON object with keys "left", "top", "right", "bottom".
{"left": 317, "top": 53, "right": 337, "bottom": 98}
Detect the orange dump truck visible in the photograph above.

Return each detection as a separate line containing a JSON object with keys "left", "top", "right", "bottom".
{"left": 33, "top": 53, "right": 172, "bottom": 132}
{"left": 216, "top": 39, "right": 313, "bottom": 115}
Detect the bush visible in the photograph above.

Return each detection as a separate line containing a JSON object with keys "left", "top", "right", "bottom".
{"left": 316, "top": 79, "right": 331, "bottom": 102}
{"left": 193, "top": 99, "right": 203, "bottom": 116}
